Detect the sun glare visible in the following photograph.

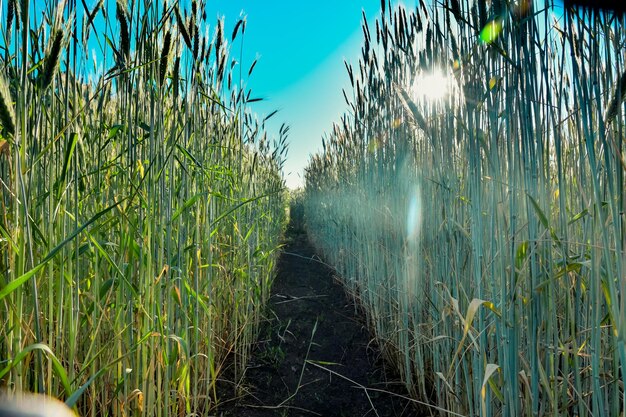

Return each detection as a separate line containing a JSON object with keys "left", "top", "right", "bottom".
{"left": 411, "top": 70, "right": 450, "bottom": 101}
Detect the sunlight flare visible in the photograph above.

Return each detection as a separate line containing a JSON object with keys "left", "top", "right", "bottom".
{"left": 411, "top": 70, "right": 451, "bottom": 101}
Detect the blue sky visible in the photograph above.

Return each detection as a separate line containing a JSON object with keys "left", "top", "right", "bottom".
{"left": 204, "top": 1, "right": 392, "bottom": 188}
{"left": 223, "top": 0, "right": 561, "bottom": 189}
{"left": 26, "top": 1, "right": 405, "bottom": 189}
{"left": 31, "top": 0, "right": 441, "bottom": 190}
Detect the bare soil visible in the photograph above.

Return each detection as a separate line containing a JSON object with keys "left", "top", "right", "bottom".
{"left": 216, "top": 215, "right": 425, "bottom": 417}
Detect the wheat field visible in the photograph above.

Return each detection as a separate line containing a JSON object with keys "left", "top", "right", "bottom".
{"left": 0, "top": 1, "right": 287, "bottom": 415}
{"left": 2, "top": 0, "right": 626, "bottom": 416}
{"left": 304, "top": 0, "right": 626, "bottom": 416}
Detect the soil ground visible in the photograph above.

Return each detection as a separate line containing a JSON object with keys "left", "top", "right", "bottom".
{"left": 216, "top": 215, "right": 425, "bottom": 417}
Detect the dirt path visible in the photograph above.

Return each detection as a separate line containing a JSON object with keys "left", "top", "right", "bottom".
{"left": 217, "top": 218, "right": 420, "bottom": 417}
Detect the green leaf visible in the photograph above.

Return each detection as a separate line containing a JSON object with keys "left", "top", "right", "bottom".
{"left": 516, "top": 241, "right": 529, "bottom": 269}
{"left": 176, "top": 144, "right": 203, "bottom": 169}
{"left": 184, "top": 281, "right": 211, "bottom": 316}
{"left": 209, "top": 192, "right": 278, "bottom": 229}
{"left": 0, "top": 223, "right": 18, "bottom": 254}
{"left": 243, "top": 224, "right": 256, "bottom": 243}
{"left": 99, "top": 278, "right": 117, "bottom": 299}
{"left": 527, "top": 194, "right": 549, "bottom": 229}
{"left": 0, "top": 200, "right": 124, "bottom": 301}
{"left": 171, "top": 193, "right": 206, "bottom": 223}
{"left": 568, "top": 208, "right": 589, "bottom": 225}
{"left": 107, "top": 124, "right": 123, "bottom": 139}
{"left": 0, "top": 263, "right": 46, "bottom": 302}
{"left": 65, "top": 368, "right": 107, "bottom": 407}
{"left": 527, "top": 194, "right": 563, "bottom": 246}
{"left": 0, "top": 343, "right": 72, "bottom": 397}
{"left": 56, "top": 132, "right": 79, "bottom": 200}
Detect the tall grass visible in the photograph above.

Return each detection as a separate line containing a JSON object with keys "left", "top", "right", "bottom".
{"left": 304, "top": 0, "right": 625, "bottom": 415}
{"left": 0, "top": 1, "right": 287, "bottom": 415}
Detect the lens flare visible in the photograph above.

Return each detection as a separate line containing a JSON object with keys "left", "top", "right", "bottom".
{"left": 406, "top": 188, "right": 422, "bottom": 242}
{"left": 480, "top": 17, "right": 504, "bottom": 44}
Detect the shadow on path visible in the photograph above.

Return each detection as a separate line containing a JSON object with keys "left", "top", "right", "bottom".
{"left": 218, "top": 215, "right": 422, "bottom": 417}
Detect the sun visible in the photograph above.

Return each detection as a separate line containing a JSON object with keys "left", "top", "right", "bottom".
{"left": 411, "top": 70, "right": 450, "bottom": 101}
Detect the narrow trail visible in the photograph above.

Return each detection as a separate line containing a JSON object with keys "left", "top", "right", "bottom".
{"left": 218, "top": 218, "right": 419, "bottom": 417}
